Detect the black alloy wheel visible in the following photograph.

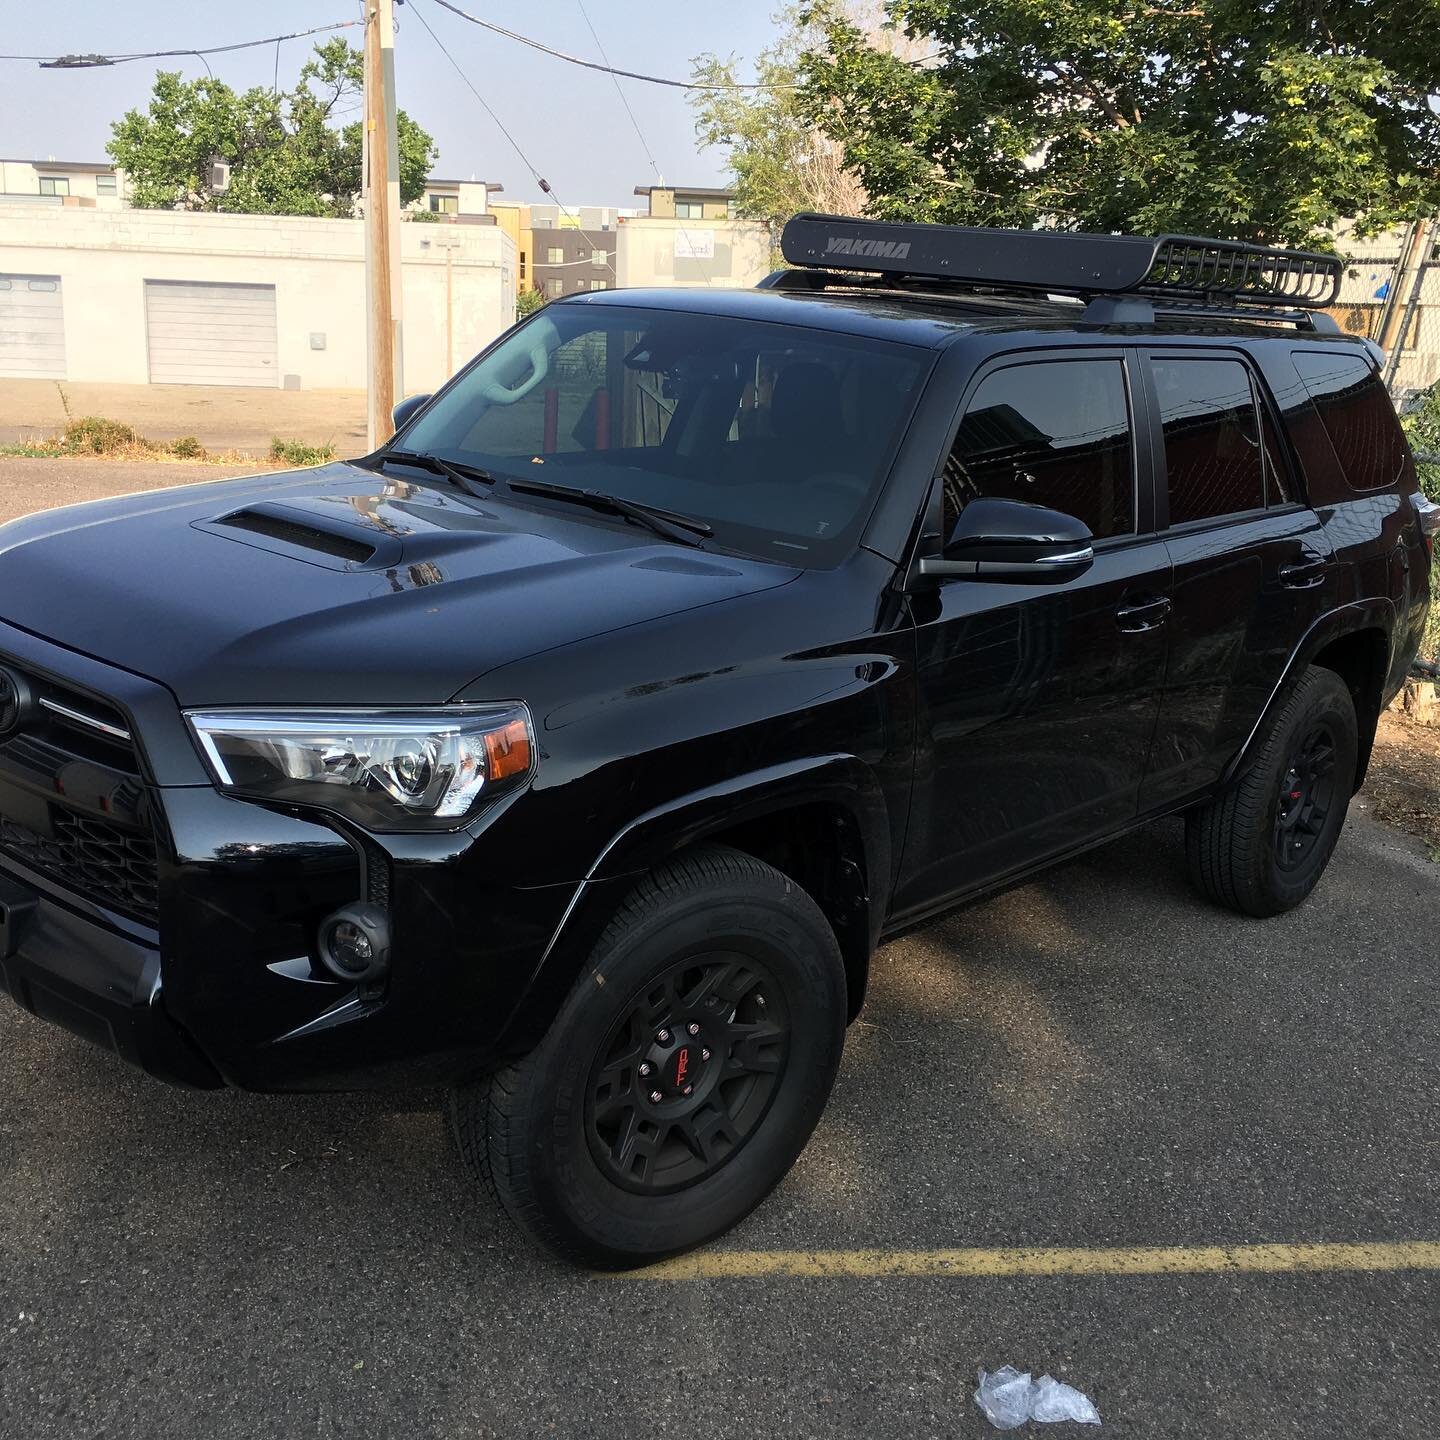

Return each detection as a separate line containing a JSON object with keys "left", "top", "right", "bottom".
{"left": 1273, "top": 722, "right": 1339, "bottom": 873}
{"left": 586, "top": 953, "right": 789, "bottom": 1194}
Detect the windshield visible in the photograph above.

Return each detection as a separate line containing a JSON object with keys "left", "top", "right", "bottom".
{"left": 398, "top": 303, "right": 931, "bottom": 564}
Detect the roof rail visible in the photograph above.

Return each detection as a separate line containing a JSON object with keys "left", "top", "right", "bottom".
{"left": 775, "top": 213, "right": 1343, "bottom": 311}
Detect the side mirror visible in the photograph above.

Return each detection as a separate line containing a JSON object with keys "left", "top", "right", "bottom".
{"left": 917, "top": 497, "right": 1094, "bottom": 583}
{"left": 391, "top": 393, "right": 432, "bottom": 433}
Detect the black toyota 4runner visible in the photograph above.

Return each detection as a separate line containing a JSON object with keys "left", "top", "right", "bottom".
{"left": 0, "top": 217, "right": 1434, "bottom": 1268}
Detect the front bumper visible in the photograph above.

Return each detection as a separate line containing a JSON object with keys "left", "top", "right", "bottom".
{"left": 0, "top": 872, "right": 219, "bottom": 1087}
{"left": 0, "top": 623, "right": 577, "bottom": 1094}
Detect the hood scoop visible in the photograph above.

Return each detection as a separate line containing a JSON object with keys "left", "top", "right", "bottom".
{"left": 199, "top": 501, "right": 400, "bottom": 570}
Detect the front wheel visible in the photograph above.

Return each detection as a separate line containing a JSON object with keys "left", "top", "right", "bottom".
{"left": 1185, "top": 665, "right": 1358, "bottom": 917}
{"left": 449, "top": 846, "right": 847, "bottom": 1269}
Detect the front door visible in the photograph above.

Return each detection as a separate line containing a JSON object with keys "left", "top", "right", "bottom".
{"left": 895, "top": 350, "right": 1172, "bottom": 917}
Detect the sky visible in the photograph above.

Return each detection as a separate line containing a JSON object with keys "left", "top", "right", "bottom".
{"left": 0, "top": 1, "right": 783, "bottom": 209}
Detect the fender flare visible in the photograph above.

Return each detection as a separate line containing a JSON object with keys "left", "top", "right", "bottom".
{"left": 496, "top": 755, "right": 893, "bottom": 1053}
{"left": 1220, "top": 599, "right": 1396, "bottom": 789}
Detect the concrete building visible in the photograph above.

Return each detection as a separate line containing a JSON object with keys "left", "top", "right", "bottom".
{"left": 488, "top": 201, "right": 535, "bottom": 292}
{"left": 0, "top": 158, "right": 128, "bottom": 209}
{"left": 633, "top": 185, "right": 736, "bottom": 221}
{"left": 615, "top": 214, "right": 773, "bottom": 290}
{"left": 413, "top": 177, "right": 503, "bottom": 219}
{"left": 532, "top": 227, "right": 616, "bottom": 299}
{"left": 0, "top": 206, "right": 515, "bottom": 391}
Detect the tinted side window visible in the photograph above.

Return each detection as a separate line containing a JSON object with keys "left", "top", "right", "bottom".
{"left": 943, "top": 359, "right": 1134, "bottom": 540}
{"left": 1153, "top": 357, "right": 1266, "bottom": 524}
{"left": 1292, "top": 350, "right": 1409, "bottom": 493}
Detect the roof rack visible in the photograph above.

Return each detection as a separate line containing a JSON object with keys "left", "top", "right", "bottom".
{"left": 765, "top": 213, "right": 1344, "bottom": 328}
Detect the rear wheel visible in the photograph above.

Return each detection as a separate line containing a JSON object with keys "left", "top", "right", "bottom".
{"left": 1185, "top": 665, "right": 1358, "bottom": 917}
{"left": 448, "top": 845, "right": 846, "bottom": 1269}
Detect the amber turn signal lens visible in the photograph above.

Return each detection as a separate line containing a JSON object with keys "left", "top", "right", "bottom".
{"left": 484, "top": 718, "right": 532, "bottom": 781}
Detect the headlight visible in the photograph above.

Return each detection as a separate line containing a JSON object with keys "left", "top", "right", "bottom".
{"left": 185, "top": 705, "right": 534, "bottom": 831}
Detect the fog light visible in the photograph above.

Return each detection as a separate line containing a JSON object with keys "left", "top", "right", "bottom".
{"left": 318, "top": 903, "right": 391, "bottom": 982}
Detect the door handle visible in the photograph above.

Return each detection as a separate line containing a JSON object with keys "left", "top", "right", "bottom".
{"left": 1116, "top": 595, "right": 1171, "bottom": 633}
{"left": 1279, "top": 558, "right": 1327, "bottom": 590}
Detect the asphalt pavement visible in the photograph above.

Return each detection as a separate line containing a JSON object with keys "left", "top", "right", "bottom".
{"left": 2, "top": 804, "right": 1437, "bottom": 1438}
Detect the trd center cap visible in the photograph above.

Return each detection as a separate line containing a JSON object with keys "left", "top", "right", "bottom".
{"left": 666, "top": 1042, "right": 699, "bottom": 1093}
{"left": 647, "top": 1029, "right": 710, "bottom": 1097}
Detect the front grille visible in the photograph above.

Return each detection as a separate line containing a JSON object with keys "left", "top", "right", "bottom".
{"left": 0, "top": 654, "right": 157, "bottom": 924}
{"left": 0, "top": 808, "right": 159, "bottom": 923}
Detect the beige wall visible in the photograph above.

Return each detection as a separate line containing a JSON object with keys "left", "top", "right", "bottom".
{"left": 615, "top": 217, "right": 772, "bottom": 290}
{"left": 0, "top": 206, "right": 515, "bottom": 391}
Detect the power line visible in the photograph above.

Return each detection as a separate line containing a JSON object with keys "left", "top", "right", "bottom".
{"left": 574, "top": 0, "right": 663, "bottom": 184}
{"left": 2, "top": 20, "right": 357, "bottom": 67}
{"left": 407, "top": 0, "right": 617, "bottom": 279}
{"left": 569, "top": 0, "right": 712, "bottom": 288}
{"left": 429, "top": 0, "right": 797, "bottom": 91}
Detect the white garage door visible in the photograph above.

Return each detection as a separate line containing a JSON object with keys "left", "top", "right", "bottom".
{"left": 144, "top": 279, "right": 278, "bottom": 387}
{"left": 0, "top": 274, "right": 66, "bottom": 380}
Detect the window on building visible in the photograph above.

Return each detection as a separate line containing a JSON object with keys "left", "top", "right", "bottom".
{"left": 1151, "top": 357, "right": 1268, "bottom": 523}
{"left": 1292, "top": 350, "right": 1410, "bottom": 494}
{"left": 547, "top": 247, "right": 564, "bottom": 265}
{"left": 38, "top": 176, "right": 70, "bottom": 197}
{"left": 429, "top": 193, "right": 458, "bottom": 214}
{"left": 95, "top": 173, "right": 118, "bottom": 196}
{"left": 545, "top": 278, "right": 565, "bottom": 298}
{"left": 674, "top": 201, "right": 702, "bottom": 219}
{"left": 944, "top": 359, "right": 1135, "bottom": 541}
{"left": 726, "top": 200, "right": 737, "bottom": 220}
{"left": 590, "top": 280, "right": 608, "bottom": 291}
{"left": 591, "top": 250, "right": 606, "bottom": 266}
{"left": 519, "top": 251, "right": 527, "bottom": 281}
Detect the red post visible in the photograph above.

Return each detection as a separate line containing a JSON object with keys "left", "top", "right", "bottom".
{"left": 542, "top": 387, "right": 559, "bottom": 454}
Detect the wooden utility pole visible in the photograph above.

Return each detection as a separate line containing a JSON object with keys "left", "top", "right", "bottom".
{"left": 364, "top": 0, "right": 403, "bottom": 449}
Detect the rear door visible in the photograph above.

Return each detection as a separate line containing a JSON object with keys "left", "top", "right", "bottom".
{"left": 896, "top": 348, "right": 1173, "bottom": 914}
{"left": 1139, "top": 348, "right": 1339, "bottom": 812}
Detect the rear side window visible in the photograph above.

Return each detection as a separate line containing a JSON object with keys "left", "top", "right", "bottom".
{"left": 943, "top": 358, "right": 1134, "bottom": 539}
{"left": 1292, "top": 350, "right": 1410, "bottom": 493}
{"left": 1152, "top": 357, "right": 1279, "bottom": 524}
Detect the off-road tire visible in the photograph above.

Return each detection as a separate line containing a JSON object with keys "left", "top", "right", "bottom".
{"left": 448, "top": 845, "right": 846, "bottom": 1269}
{"left": 1185, "top": 665, "right": 1358, "bottom": 917}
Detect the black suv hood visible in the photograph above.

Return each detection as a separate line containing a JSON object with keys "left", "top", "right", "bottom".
{"left": 0, "top": 463, "right": 798, "bottom": 705}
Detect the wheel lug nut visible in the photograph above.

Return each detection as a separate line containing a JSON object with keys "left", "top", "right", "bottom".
{"left": 649, "top": 1090, "right": 663, "bottom": 1104}
{"left": 656, "top": 1028, "right": 671, "bottom": 1043}
{"left": 682, "top": 1085, "right": 693, "bottom": 1096}
{"left": 701, "top": 1047, "right": 711, "bottom": 1061}
{"left": 687, "top": 1022, "right": 700, "bottom": 1036}
{"left": 638, "top": 1062, "right": 652, "bottom": 1077}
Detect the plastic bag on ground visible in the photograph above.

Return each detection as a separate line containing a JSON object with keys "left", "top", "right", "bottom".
{"left": 975, "top": 1367, "right": 1036, "bottom": 1429}
{"left": 975, "top": 1367, "right": 1101, "bottom": 1428}
{"left": 1030, "top": 1374, "right": 1102, "bottom": 1425}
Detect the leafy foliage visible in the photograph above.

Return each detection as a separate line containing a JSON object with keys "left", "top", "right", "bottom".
{"left": 107, "top": 38, "right": 435, "bottom": 217}
{"left": 516, "top": 288, "right": 548, "bottom": 320}
{"left": 1402, "top": 384, "right": 1440, "bottom": 502}
{"left": 798, "top": 0, "right": 1440, "bottom": 244}
{"left": 691, "top": 5, "right": 868, "bottom": 228}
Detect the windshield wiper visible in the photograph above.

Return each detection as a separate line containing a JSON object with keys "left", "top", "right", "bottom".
{"left": 378, "top": 450, "right": 495, "bottom": 498}
{"left": 507, "top": 478, "right": 713, "bottom": 547}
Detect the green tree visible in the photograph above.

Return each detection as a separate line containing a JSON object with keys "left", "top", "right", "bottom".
{"left": 799, "top": 0, "right": 1440, "bottom": 244}
{"left": 691, "top": 6, "right": 868, "bottom": 229}
{"left": 107, "top": 38, "right": 436, "bottom": 217}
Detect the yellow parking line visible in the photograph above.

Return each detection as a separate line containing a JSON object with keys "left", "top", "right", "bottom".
{"left": 617, "top": 1241, "right": 1440, "bottom": 1281}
